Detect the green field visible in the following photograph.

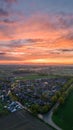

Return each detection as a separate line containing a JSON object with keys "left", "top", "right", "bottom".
{"left": 52, "top": 91, "right": 73, "bottom": 130}
{"left": 14, "top": 74, "right": 59, "bottom": 81}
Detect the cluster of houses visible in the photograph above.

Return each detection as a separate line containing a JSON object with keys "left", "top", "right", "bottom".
{"left": 0, "top": 77, "right": 68, "bottom": 112}
{"left": 7, "top": 101, "right": 23, "bottom": 112}
{"left": 0, "top": 78, "right": 23, "bottom": 113}
{"left": 12, "top": 78, "right": 67, "bottom": 107}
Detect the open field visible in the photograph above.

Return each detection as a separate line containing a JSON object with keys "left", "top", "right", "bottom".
{"left": 14, "top": 74, "right": 57, "bottom": 81}
{"left": 52, "top": 91, "right": 73, "bottom": 130}
{"left": 0, "top": 110, "right": 54, "bottom": 130}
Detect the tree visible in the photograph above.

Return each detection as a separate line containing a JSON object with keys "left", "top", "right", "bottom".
{"left": 42, "top": 105, "right": 50, "bottom": 113}
{"left": 58, "top": 97, "right": 64, "bottom": 104}
{"left": 55, "top": 91, "right": 61, "bottom": 98}
{"left": 9, "top": 91, "right": 18, "bottom": 101}
{"left": 41, "top": 93, "right": 48, "bottom": 101}
{"left": 30, "top": 104, "right": 39, "bottom": 115}
{"left": 51, "top": 95, "right": 57, "bottom": 103}
{"left": 39, "top": 104, "right": 50, "bottom": 114}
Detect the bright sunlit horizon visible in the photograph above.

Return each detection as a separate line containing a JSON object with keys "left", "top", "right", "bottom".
{"left": 0, "top": 0, "right": 73, "bottom": 65}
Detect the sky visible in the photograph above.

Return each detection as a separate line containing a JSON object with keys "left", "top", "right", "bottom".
{"left": 0, "top": 0, "right": 73, "bottom": 65}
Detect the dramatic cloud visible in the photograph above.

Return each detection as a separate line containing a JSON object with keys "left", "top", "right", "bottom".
{"left": 63, "top": 33, "right": 73, "bottom": 41}
{"left": 2, "top": 19, "right": 15, "bottom": 24}
{"left": 0, "top": 0, "right": 17, "bottom": 20}
{"left": 2, "top": 0, "right": 17, "bottom": 4}
{"left": 0, "top": 0, "right": 73, "bottom": 64}
{"left": 56, "top": 13, "right": 73, "bottom": 29}
{"left": 0, "top": 8, "right": 9, "bottom": 17}
{"left": 58, "top": 49, "right": 73, "bottom": 53}
{"left": 0, "top": 52, "right": 6, "bottom": 55}
{"left": 4, "top": 0, "right": 17, "bottom": 3}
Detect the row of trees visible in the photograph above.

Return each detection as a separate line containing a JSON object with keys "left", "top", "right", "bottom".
{"left": 30, "top": 104, "right": 50, "bottom": 115}
{"left": 51, "top": 78, "right": 73, "bottom": 105}
{"left": 51, "top": 91, "right": 64, "bottom": 104}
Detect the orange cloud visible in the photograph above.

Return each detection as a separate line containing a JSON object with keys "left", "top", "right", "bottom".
{"left": 0, "top": 13, "right": 73, "bottom": 64}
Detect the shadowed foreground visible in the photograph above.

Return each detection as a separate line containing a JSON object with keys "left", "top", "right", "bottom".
{"left": 0, "top": 110, "right": 53, "bottom": 130}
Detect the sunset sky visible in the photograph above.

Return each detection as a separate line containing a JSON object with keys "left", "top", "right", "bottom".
{"left": 0, "top": 0, "right": 73, "bottom": 65}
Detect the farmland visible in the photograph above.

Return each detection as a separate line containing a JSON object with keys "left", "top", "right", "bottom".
{"left": 0, "top": 109, "right": 54, "bottom": 130}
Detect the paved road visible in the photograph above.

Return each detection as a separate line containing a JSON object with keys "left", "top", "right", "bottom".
{"left": 0, "top": 110, "right": 54, "bottom": 130}
{"left": 42, "top": 103, "right": 62, "bottom": 130}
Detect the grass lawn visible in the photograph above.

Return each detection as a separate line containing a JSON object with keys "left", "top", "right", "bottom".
{"left": 52, "top": 91, "right": 73, "bottom": 130}
{"left": 14, "top": 74, "right": 58, "bottom": 81}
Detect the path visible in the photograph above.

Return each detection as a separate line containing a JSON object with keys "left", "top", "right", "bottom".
{"left": 17, "top": 101, "right": 62, "bottom": 130}
{"left": 40, "top": 103, "right": 62, "bottom": 130}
